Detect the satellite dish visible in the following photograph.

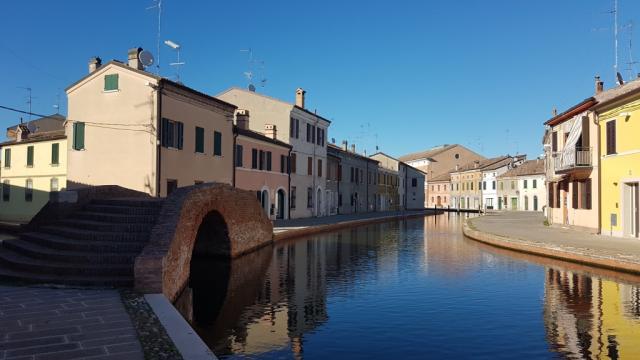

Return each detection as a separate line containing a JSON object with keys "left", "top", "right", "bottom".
{"left": 248, "top": 84, "right": 256, "bottom": 92}
{"left": 617, "top": 72, "right": 625, "bottom": 86}
{"left": 139, "top": 50, "right": 155, "bottom": 67}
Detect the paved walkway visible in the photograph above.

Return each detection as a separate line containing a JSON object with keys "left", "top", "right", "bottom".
{"left": 468, "top": 211, "right": 640, "bottom": 266}
{"left": 0, "top": 286, "right": 143, "bottom": 360}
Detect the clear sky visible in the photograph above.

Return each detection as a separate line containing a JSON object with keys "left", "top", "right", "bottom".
{"left": 1, "top": 0, "right": 638, "bottom": 159}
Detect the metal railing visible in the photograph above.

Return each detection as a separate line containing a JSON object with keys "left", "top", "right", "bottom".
{"left": 553, "top": 147, "right": 592, "bottom": 172}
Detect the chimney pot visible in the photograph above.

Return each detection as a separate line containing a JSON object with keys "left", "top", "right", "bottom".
{"left": 351, "top": 144, "right": 356, "bottom": 153}
{"left": 595, "top": 75, "right": 604, "bottom": 94}
{"left": 295, "top": 88, "right": 306, "bottom": 108}
{"left": 342, "top": 140, "right": 348, "bottom": 151}
{"left": 128, "top": 47, "right": 143, "bottom": 70}
{"left": 235, "top": 109, "right": 250, "bottom": 130}
{"left": 88, "top": 57, "right": 102, "bottom": 73}
{"left": 265, "top": 124, "right": 277, "bottom": 139}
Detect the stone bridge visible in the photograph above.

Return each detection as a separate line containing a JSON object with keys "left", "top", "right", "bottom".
{"left": 134, "top": 183, "right": 273, "bottom": 302}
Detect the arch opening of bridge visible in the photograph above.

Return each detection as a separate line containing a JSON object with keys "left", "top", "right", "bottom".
{"left": 135, "top": 183, "right": 273, "bottom": 302}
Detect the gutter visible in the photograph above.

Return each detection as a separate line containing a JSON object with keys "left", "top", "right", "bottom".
{"left": 595, "top": 112, "right": 602, "bottom": 234}
{"left": 156, "top": 82, "right": 164, "bottom": 197}
{"left": 232, "top": 130, "right": 237, "bottom": 187}
{"left": 288, "top": 147, "right": 292, "bottom": 219}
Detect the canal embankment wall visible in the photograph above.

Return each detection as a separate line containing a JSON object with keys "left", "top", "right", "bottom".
{"left": 463, "top": 212, "right": 640, "bottom": 276}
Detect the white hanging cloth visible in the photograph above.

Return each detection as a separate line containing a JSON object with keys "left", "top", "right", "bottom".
{"left": 560, "top": 111, "right": 587, "bottom": 169}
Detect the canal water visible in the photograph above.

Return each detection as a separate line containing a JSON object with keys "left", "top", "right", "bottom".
{"left": 176, "top": 214, "right": 640, "bottom": 359}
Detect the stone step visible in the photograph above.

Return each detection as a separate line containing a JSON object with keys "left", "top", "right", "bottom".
{"left": 0, "top": 266, "right": 132, "bottom": 287}
{"left": 0, "top": 248, "right": 132, "bottom": 277}
{"left": 3, "top": 239, "right": 138, "bottom": 265}
{"left": 58, "top": 219, "right": 153, "bottom": 233}
{"left": 39, "top": 225, "right": 150, "bottom": 242}
{"left": 83, "top": 204, "right": 161, "bottom": 216}
{"left": 21, "top": 232, "right": 146, "bottom": 253}
{"left": 90, "top": 198, "right": 164, "bottom": 208}
{"left": 74, "top": 211, "right": 157, "bottom": 224}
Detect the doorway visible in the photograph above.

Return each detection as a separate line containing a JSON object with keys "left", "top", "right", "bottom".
{"left": 316, "top": 188, "right": 322, "bottom": 217}
{"left": 511, "top": 197, "right": 518, "bottom": 210}
{"left": 624, "top": 182, "right": 639, "bottom": 238}
{"left": 276, "top": 189, "right": 286, "bottom": 220}
{"left": 562, "top": 182, "right": 568, "bottom": 225}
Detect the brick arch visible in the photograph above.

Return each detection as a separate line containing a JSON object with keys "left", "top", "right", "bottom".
{"left": 134, "top": 183, "right": 273, "bottom": 302}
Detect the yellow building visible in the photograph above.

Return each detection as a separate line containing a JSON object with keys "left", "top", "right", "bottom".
{"left": 0, "top": 124, "right": 67, "bottom": 223}
{"left": 595, "top": 82, "right": 640, "bottom": 238}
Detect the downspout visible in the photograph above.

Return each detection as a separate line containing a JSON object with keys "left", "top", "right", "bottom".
{"left": 155, "top": 81, "right": 164, "bottom": 197}
{"left": 594, "top": 111, "right": 602, "bottom": 234}
{"left": 232, "top": 129, "right": 237, "bottom": 187}
{"left": 288, "top": 147, "right": 292, "bottom": 219}
{"left": 366, "top": 160, "right": 369, "bottom": 212}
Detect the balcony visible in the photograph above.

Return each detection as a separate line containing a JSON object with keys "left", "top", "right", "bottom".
{"left": 553, "top": 147, "right": 592, "bottom": 172}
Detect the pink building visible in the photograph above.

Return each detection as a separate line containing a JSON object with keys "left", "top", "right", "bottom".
{"left": 234, "top": 111, "right": 292, "bottom": 220}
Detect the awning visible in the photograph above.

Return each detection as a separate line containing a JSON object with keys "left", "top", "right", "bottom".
{"left": 560, "top": 111, "right": 587, "bottom": 169}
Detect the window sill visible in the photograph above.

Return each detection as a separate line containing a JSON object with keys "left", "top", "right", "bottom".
{"left": 73, "top": 148, "right": 86, "bottom": 151}
{"left": 103, "top": 89, "right": 120, "bottom": 93}
{"left": 26, "top": 165, "right": 34, "bottom": 168}
{"left": 50, "top": 163, "right": 60, "bottom": 167}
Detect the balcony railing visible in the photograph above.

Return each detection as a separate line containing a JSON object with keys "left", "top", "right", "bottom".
{"left": 553, "top": 147, "right": 592, "bottom": 172}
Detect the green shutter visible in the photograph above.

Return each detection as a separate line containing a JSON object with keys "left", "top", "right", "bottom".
{"left": 4, "top": 149, "right": 10, "bottom": 168}
{"left": 104, "top": 74, "right": 119, "bottom": 91}
{"left": 73, "top": 122, "right": 85, "bottom": 150}
{"left": 51, "top": 143, "right": 59, "bottom": 165}
{"left": 195, "top": 127, "right": 204, "bottom": 153}
{"left": 214, "top": 131, "right": 222, "bottom": 156}
{"left": 26, "top": 146, "right": 34, "bottom": 166}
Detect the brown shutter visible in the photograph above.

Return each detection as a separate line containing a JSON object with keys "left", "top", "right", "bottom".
{"left": 308, "top": 157, "right": 312, "bottom": 175}
{"left": 585, "top": 179, "right": 592, "bottom": 210}
{"left": 581, "top": 116, "right": 590, "bottom": 148}
{"left": 572, "top": 181, "right": 578, "bottom": 209}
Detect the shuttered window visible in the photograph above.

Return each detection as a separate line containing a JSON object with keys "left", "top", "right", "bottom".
{"left": 195, "top": 127, "right": 204, "bottom": 153}
{"left": 266, "top": 151, "right": 272, "bottom": 171}
{"left": 161, "top": 118, "right": 183, "bottom": 149}
{"left": 318, "top": 159, "right": 322, "bottom": 177}
{"left": 552, "top": 131, "right": 558, "bottom": 152}
{"left": 606, "top": 120, "right": 616, "bottom": 155}
{"left": 584, "top": 179, "right": 592, "bottom": 210}
{"left": 280, "top": 155, "right": 286, "bottom": 173}
{"left": 572, "top": 181, "right": 578, "bottom": 209}
{"left": 235, "top": 145, "right": 243, "bottom": 167}
{"left": 4, "top": 149, "right": 11, "bottom": 168}
{"left": 104, "top": 74, "right": 119, "bottom": 91}
{"left": 51, "top": 143, "right": 59, "bottom": 165}
{"left": 213, "top": 131, "right": 222, "bottom": 156}
{"left": 251, "top": 149, "right": 258, "bottom": 169}
{"left": 290, "top": 153, "right": 297, "bottom": 174}
{"left": 25, "top": 179, "right": 33, "bottom": 202}
{"left": 26, "top": 146, "right": 34, "bottom": 167}
{"left": 73, "top": 122, "right": 85, "bottom": 150}
{"left": 307, "top": 157, "right": 312, "bottom": 175}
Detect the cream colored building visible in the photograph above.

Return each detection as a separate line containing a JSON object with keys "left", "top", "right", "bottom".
{"left": 0, "top": 125, "right": 67, "bottom": 223}
{"left": 217, "top": 87, "right": 330, "bottom": 218}
{"left": 497, "top": 159, "right": 546, "bottom": 211}
{"left": 65, "top": 49, "right": 236, "bottom": 196}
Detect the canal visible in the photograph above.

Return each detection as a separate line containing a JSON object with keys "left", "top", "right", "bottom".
{"left": 176, "top": 214, "right": 640, "bottom": 359}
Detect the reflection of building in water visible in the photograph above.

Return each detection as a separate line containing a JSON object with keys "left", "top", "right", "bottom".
{"left": 544, "top": 268, "right": 640, "bottom": 359}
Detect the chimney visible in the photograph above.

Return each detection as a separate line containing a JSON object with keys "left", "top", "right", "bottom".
{"left": 128, "top": 47, "right": 143, "bottom": 70}
{"left": 88, "top": 57, "right": 102, "bottom": 73}
{"left": 595, "top": 75, "right": 604, "bottom": 94}
{"left": 235, "top": 109, "right": 250, "bottom": 130}
{"left": 342, "top": 140, "right": 348, "bottom": 151}
{"left": 474, "top": 160, "right": 480, "bottom": 169}
{"left": 552, "top": 107, "right": 557, "bottom": 117}
{"left": 295, "top": 88, "right": 306, "bottom": 108}
{"left": 455, "top": 164, "right": 459, "bottom": 171}
{"left": 265, "top": 124, "right": 277, "bottom": 139}
{"left": 16, "top": 125, "right": 29, "bottom": 142}
{"left": 351, "top": 144, "right": 356, "bottom": 153}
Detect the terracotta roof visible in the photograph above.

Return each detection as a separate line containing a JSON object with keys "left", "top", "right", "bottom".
{"left": 594, "top": 76, "right": 640, "bottom": 110}
{"left": 234, "top": 126, "right": 291, "bottom": 149}
{"left": 0, "top": 130, "right": 66, "bottom": 147}
{"left": 544, "top": 98, "right": 596, "bottom": 126}
{"left": 6, "top": 114, "right": 65, "bottom": 134}
{"left": 398, "top": 144, "right": 458, "bottom": 162}
{"left": 328, "top": 143, "right": 378, "bottom": 163}
{"left": 454, "top": 156, "right": 511, "bottom": 173}
{"left": 430, "top": 172, "right": 451, "bottom": 182}
{"left": 498, "top": 159, "right": 545, "bottom": 178}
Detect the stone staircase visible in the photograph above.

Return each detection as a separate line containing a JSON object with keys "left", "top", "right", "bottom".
{"left": 0, "top": 198, "right": 163, "bottom": 287}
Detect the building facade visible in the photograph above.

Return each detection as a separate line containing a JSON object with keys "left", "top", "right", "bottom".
{"left": 233, "top": 114, "right": 292, "bottom": 220}
{"left": 481, "top": 155, "right": 525, "bottom": 211}
{"left": 497, "top": 159, "right": 546, "bottom": 211}
{"left": 217, "top": 87, "right": 330, "bottom": 219}
{"left": 426, "top": 172, "right": 451, "bottom": 208}
{"left": 404, "top": 164, "right": 426, "bottom": 210}
{"left": 65, "top": 50, "right": 236, "bottom": 197}
{"left": 327, "top": 143, "right": 379, "bottom": 214}
{"left": 0, "top": 126, "right": 67, "bottom": 222}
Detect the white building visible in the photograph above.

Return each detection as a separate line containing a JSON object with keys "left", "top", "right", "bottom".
{"left": 498, "top": 159, "right": 547, "bottom": 212}
{"left": 218, "top": 87, "right": 330, "bottom": 218}
{"left": 481, "top": 155, "right": 525, "bottom": 210}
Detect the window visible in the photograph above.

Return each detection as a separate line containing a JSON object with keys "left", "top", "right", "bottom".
{"left": 492, "top": 181, "right": 496, "bottom": 190}
{"left": 73, "top": 122, "right": 85, "bottom": 150}
{"left": 25, "top": 179, "right": 33, "bottom": 202}
{"left": 533, "top": 179, "right": 537, "bottom": 189}
{"left": 291, "top": 186, "right": 296, "bottom": 209}
{"left": 524, "top": 180, "right": 528, "bottom": 189}
{"left": 412, "top": 178, "right": 417, "bottom": 187}
{"left": 166, "top": 179, "right": 178, "bottom": 196}
{"left": 3, "top": 149, "right": 10, "bottom": 168}
{"left": 606, "top": 120, "right": 616, "bottom": 155}
{"left": 307, "top": 157, "right": 313, "bottom": 175}
{"left": 280, "top": 155, "right": 286, "bottom": 173}
{"left": 235, "top": 145, "right": 243, "bottom": 167}
{"left": 195, "top": 127, "right": 205, "bottom": 153}
{"left": 316, "top": 128, "right": 324, "bottom": 146}
{"left": 479, "top": 182, "right": 482, "bottom": 191}
{"left": 511, "top": 181, "right": 515, "bottom": 190}
{"left": 2, "top": 180, "right": 9, "bottom": 201}
{"left": 161, "top": 118, "right": 183, "bottom": 149}
{"left": 500, "top": 181, "right": 504, "bottom": 190}
{"left": 524, "top": 196, "right": 529, "bottom": 211}
{"left": 259, "top": 150, "right": 265, "bottom": 170}
{"left": 51, "top": 143, "right": 59, "bottom": 165}
{"left": 291, "top": 153, "right": 297, "bottom": 174}
{"left": 290, "top": 117, "right": 300, "bottom": 139}
{"left": 213, "top": 131, "right": 222, "bottom": 156}
{"left": 251, "top": 149, "right": 258, "bottom": 169}
{"left": 338, "top": 165, "right": 342, "bottom": 181}
{"left": 104, "top": 74, "right": 119, "bottom": 91}
{"left": 471, "top": 182, "right": 474, "bottom": 190}
{"left": 355, "top": 168, "right": 359, "bottom": 183}
{"left": 483, "top": 181, "right": 486, "bottom": 190}
{"left": 338, "top": 193, "right": 343, "bottom": 206}
{"left": 438, "top": 185, "right": 440, "bottom": 191}
{"left": 306, "top": 124, "right": 311, "bottom": 142}
{"left": 266, "top": 151, "right": 272, "bottom": 171}
{"left": 311, "top": 125, "right": 316, "bottom": 143}
{"left": 552, "top": 131, "right": 558, "bottom": 152}
{"left": 318, "top": 159, "right": 322, "bottom": 177}
{"left": 307, "top": 187, "right": 313, "bottom": 208}
{"left": 26, "top": 146, "right": 34, "bottom": 167}
{"left": 194, "top": 180, "right": 203, "bottom": 185}
{"left": 50, "top": 178, "right": 59, "bottom": 192}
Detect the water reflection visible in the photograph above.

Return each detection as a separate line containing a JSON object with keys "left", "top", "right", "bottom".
{"left": 177, "top": 214, "right": 640, "bottom": 359}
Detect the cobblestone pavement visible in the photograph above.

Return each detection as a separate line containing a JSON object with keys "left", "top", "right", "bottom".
{"left": 470, "top": 211, "right": 640, "bottom": 265}
{"left": 0, "top": 286, "right": 144, "bottom": 360}
{"left": 273, "top": 209, "right": 432, "bottom": 233}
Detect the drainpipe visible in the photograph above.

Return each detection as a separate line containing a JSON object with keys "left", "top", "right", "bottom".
{"left": 366, "top": 160, "right": 369, "bottom": 212}
{"left": 155, "top": 81, "right": 164, "bottom": 197}
{"left": 232, "top": 130, "right": 237, "bottom": 187}
{"left": 288, "top": 147, "right": 292, "bottom": 219}
{"left": 594, "top": 111, "right": 602, "bottom": 234}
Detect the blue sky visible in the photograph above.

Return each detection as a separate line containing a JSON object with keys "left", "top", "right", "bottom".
{"left": 1, "top": 0, "right": 637, "bottom": 159}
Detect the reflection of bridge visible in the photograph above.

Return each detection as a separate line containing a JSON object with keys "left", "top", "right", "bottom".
{"left": 0, "top": 183, "right": 273, "bottom": 302}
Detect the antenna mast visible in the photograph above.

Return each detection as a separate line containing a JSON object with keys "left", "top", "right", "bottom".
{"left": 18, "top": 86, "right": 33, "bottom": 120}
{"left": 147, "top": 0, "right": 162, "bottom": 74}
{"left": 614, "top": 0, "right": 619, "bottom": 80}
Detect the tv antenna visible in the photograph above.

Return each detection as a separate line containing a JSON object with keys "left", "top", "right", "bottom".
{"left": 17, "top": 86, "right": 34, "bottom": 120}
{"left": 164, "top": 40, "right": 185, "bottom": 82}
{"left": 240, "top": 48, "right": 267, "bottom": 91}
{"left": 605, "top": 0, "right": 620, "bottom": 82}
{"left": 53, "top": 92, "right": 61, "bottom": 114}
{"left": 146, "top": 0, "right": 162, "bottom": 74}
{"left": 623, "top": 21, "right": 639, "bottom": 79}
